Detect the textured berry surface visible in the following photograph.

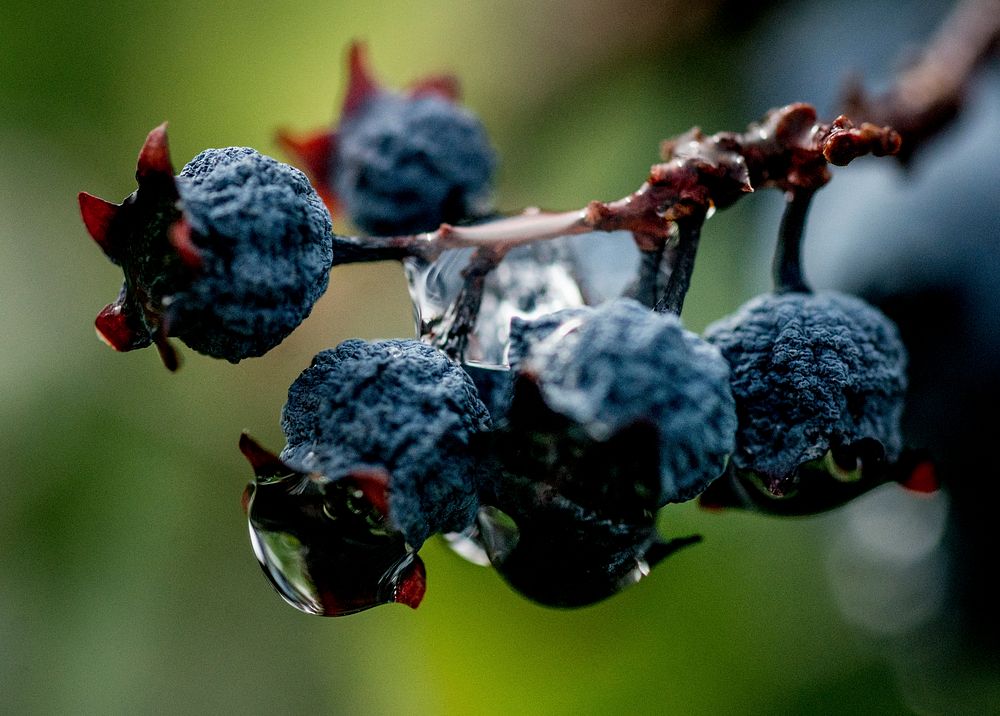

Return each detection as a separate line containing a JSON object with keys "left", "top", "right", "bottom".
{"left": 510, "top": 298, "right": 737, "bottom": 504}
{"left": 172, "top": 147, "right": 334, "bottom": 360}
{"left": 280, "top": 339, "right": 492, "bottom": 547}
{"left": 335, "top": 92, "right": 497, "bottom": 234}
{"left": 704, "top": 290, "right": 907, "bottom": 483}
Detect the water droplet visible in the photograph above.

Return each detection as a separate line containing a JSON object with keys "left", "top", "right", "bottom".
{"left": 404, "top": 232, "right": 639, "bottom": 366}
{"left": 476, "top": 488, "right": 673, "bottom": 608}
{"left": 442, "top": 525, "right": 491, "bottom": 567}
{"left": 245, "top": 470, "right": 425, "bottom": 616}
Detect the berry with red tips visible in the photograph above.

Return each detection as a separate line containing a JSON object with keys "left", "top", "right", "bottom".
{"left": 280, "top": 339, "right": 493, "bottom": 547}
{"left": 79, "top": 126, "right": 334, "bottom": 367}
{"left": 239, "top": 338, "right": 493, "bottom": 616}
{"left": 278, "top": 42, "right": 497, "bottom": 235}
{"left": 700, "top": 290, "right": 917, "bottom": 514}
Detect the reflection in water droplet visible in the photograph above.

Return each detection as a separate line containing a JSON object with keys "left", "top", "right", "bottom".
{"left": 404, "top": 232, "right": 639, "bottom": 366}
{"left": 245, "top": 470, "right": 425, "bottom": 616}
{"left": 476, "top": 485, "right": 692, "bottom": 608}
{"left": 442, "top": 526, "right": 491, "bottom": 567}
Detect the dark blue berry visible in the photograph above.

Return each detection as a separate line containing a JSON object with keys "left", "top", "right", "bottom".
{"left": 510, "top": 298, "right": 737, "bottom": 505}
{"left": 280, "top": 339, "right": 492, "bottom": 547}
{"left": 170, "top": 147, "right": 333, "bottom": 361}
{"left": 278, "top": 42, "right": 497, "bottom": 236}
{"left": 80, "top": 126, "right": 335, "bottom": 367}
{"left": 478, "top": 383, "right": 700, "bottom": 607}
{"left": 335, "top": 92, "right": 497, "bottom": 235}
{"left": 702, "top": 290, "right": 907, "bottom": 509}
{"left": 469, "top": 298, "right": 733, "bottom": 606}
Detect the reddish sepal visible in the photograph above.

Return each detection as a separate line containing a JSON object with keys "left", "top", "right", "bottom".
{"left": 239, "top": 433, "right": 292, "bottom": 478}
{"left": 95, "top": 300, "right": 150, "bottom": 352}
{"left": 168, "top": 217, "right": 202, "bottom": 270}
{"left": 78, "top": 192, "right": 122, "bottom": 258}
{"left": 275, "top": 129, "right": 335, "bottom": 188}
{"left": 152, "top": 327, "right": 180, "bottom": 372}
{"left": 343, "top": 41, "right": 381, "bottom": 116}
{"left": 136, "top": 122, "right": 175, "bottom": 182}
{"left": 393, "top": 556, "right": 427, "bottom": 609}
{"left": 900, "top": 459, "right": 939, "bottom": 494}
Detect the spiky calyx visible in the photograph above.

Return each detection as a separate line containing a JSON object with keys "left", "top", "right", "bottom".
{"left": 239, "top": 434, "right": 426, "bottom": 617}
{"left": 79, "top": 126, "right": 335, "bottom": 367}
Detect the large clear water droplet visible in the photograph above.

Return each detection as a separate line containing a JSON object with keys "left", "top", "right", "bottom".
{"left": 475, "top": 486, "right": 674, "bottom": 608}
{"left": 404, "top": 231, "right": 639, "bottom": 366}
{"left": 245, "top": 471, "right": 425, "bottom": 616}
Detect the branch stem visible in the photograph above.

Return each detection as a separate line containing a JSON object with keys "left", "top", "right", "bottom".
{"left": 655, "top": 217, "right": 704, "bottom": 315}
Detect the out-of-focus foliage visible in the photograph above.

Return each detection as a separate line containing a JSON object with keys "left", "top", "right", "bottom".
{"left": 1, "top": 1, "right": 992, "bottom": 713}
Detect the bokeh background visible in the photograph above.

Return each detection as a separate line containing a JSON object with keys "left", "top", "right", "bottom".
{"left": 2, "top": 1, "right": 997, "bottom": 713}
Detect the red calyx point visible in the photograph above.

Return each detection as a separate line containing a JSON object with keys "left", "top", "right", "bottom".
{"left": 239, "top": 433, "right": 292, "bottom": 478}
{"left": 78, "top": 192, "right": 122, "bottom": 258}
{"left": 408, "top": 73, "right": 461, "bottom": 102}
{"left": 900, "top": 460, "right": 939, "bottom": 494}
{"left": 95, "top": 302, "right": 135, "bottom": 351}
{"left": 136, "top": 122, "right": 175, "bottom": 182}
{"left": 343, "top": 41, "right": 381, "bottom": 116}
{"left": 168, "top": 217, "right": 203, "bottom": 270}
{"left": 393, "top": 557, "right": 427, "bottom": 609}
{"left": 275, "top": 128, "right": 337, "bottom": 208}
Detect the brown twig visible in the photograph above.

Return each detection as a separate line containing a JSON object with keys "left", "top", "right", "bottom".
{"left": 337, "top": 104, "right": 898, "bottom": 267}
{"left": 842, "top": 0, "right": 1000, "bottom": 164}
{"left": 427, "top": 246, "right": 508, "bottom": 359}
{"left": 328, "top": 103, "right": 899, "bottom": 355}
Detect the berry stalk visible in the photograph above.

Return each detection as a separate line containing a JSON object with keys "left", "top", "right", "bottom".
{"left": 655, "top": 216, "right": 705, "bottom": 315}
{"left": 773, "top": 187, "right": 816, "bottom": 294}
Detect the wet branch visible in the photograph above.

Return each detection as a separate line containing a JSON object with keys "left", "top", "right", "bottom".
{"left": 333, "top": 104, "right": 899, "bottom": 269}
{"left": 326, "top": 103, "right": 900, "bottom": 357}
{"left": 655, "top": 217, "right": 705, "bottom": 316}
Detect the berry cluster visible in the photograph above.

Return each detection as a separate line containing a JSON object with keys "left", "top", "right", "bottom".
{"left": 81, "top": 44, "right": 934, "bottom": 615}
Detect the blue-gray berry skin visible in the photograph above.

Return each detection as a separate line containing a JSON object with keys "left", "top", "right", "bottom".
{"left": 279, "top": 339, "right": 492, "bottom": 547}
{"left": 335, "top": 93, "right": 497, "bottom": 235}
{"left": 169, "top": 147, "right": 334, "bottom": 361}
{"left": 510, "top": 298, "right": 737, "bottom": 505}
{"left": 703, "top": 290, "right": 907, "bottom": 495}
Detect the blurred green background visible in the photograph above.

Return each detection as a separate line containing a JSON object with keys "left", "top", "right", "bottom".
{"left": 0, "top": 1, "right": 983, "bottom": 713}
